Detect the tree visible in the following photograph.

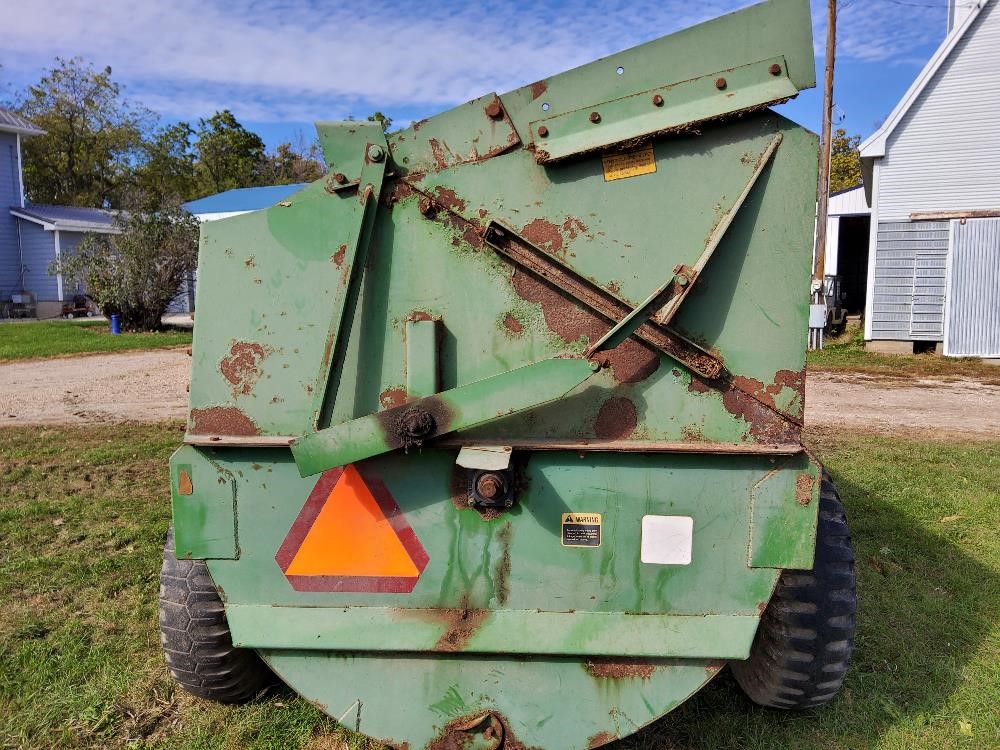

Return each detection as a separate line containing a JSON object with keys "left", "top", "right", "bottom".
{"left": 367, "top": 111, "right": 392, "bottom": 132}
{"left": 17, "top": 58, "right": 152, "bottom": 207}
{"left": 829, "top": 128, "right": 862, "bottom": 193}
{"left": 52, "top": 205, "right": 200, "bottom": 331}
{"left": 257, "top": 133, "right": 326, "bottom": 185}
{"left": 134, "top": 122, "right": 198, "bottom": 209}
{"left": 193, "top": 110, "right": 266, "bottom": 196}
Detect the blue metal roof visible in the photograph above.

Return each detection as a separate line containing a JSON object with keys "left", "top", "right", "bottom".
{"left": 182, "top": 184, "right": 310, "bottom": 215}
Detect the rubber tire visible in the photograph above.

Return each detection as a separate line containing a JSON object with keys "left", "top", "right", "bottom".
{"left": 158, "top": 527, "right": 272, "bottom": 702}
{"left": 731, "top": 472, "right": 856, "bottom": 709}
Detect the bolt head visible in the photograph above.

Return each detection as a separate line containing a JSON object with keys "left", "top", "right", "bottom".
{"left": 367, "top": 144, "right": 385, "bottom": 162}
{"left": 400, "top": 408, "right": 435, "bottom": 439}
{"left": 589, "top": 111, "right": 601, "bottom": 123}
{"left": 715, "top": 77, "right": 728, "bottom": 90}
{"left": 485, "top": 100, "right": 503, "bottom": 119}
{"left": 652, "top": 94, "right": 664, "bottom": 107}
{"left": 769, "top": 63, "right": 782, "bottom": 76}
{"left": 537, "top": 125, "right": 549, "bottom": 138}
{"left": 333, "top": 172, "right": 347, "bottom": 185}
{"left": 476, "top": 474, "right": 504, "bottom": 500}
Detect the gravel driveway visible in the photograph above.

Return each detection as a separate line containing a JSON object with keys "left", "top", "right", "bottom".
{"left": 2, "top": 349, "right": 998, "bottom": 437}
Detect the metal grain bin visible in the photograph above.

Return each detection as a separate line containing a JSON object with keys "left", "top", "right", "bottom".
{"left": 159, "top": 0, "right": 857, "bottom": 746}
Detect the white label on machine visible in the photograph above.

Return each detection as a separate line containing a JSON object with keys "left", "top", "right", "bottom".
{"left": 640, "top": 516, "right": 694, "bottom": 565}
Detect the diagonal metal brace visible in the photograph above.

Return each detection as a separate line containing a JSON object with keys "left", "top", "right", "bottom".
{"left": 309, "top": 128, "right": 389, "bottom": 427}
{"left": 587, "top": 133, "right": 783, "bottom": 354}
{"left": 292, "top": 358, "right": 597, "bottom": 477}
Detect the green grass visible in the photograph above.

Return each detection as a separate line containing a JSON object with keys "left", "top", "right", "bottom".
{"left": 0, "top": 321, "right": 192, "bottom": 362}
{"left": 1, "top": 424, "right": 997, "bottom": 750}
{"left": 807, "top": 325, "right": 1000, "bottom": 383}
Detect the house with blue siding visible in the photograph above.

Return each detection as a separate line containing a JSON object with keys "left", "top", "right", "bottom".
{"left": 859, "top": 0, "right": 1000, "bottom": 358}
{"left": 0, "top": 108, "right": 119, "bottom": 318}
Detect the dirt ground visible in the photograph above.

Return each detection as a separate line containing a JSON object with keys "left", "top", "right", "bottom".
{"left": 2, "top": 350, "right": 998, "bottom": 437}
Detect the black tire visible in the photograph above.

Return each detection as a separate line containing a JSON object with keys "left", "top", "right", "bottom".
{"left": 731, "top": 471, "right": 856, "bottom": 709}
{"left": 158, "top": 527, "right": 272, "bottom": 702}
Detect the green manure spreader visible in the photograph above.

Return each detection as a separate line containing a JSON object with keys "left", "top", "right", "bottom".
{"left": 159, "top": 0, "right": 856, "bottom": 746}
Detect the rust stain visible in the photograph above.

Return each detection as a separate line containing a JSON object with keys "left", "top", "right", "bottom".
{"left": 681, "top": 424, "right": 706, "bottom": 442}
{"left": 220, "top": 341, "right": 269, "bottom": 396}
{"left": 332, "top": 244, "right": 346, "bottom": 267}
{"left": 605, "top": 280, "right": 621, "bottom": 296}
{"left": 796, "top": 473, "right": 815, "bottom": 506}
{"left": 687, "top": 377, "right": 712, "bottom": 394}
{"left": 494, "top": 522, "right": 512, "bottom": 606}
{"left": 757, "top": 601, "right": 768, "bottom": 613}
{"left": 433, "top": 595, "right": 489, "bottom": 651}
{"left": 412, "top": 117, "right": 429, "bottom": 132}
{"left": 561, "top": 216, "right": 588, "bottom": 240}
{"left": 594, "top": 397, "right": 637, "bottom": 440}
{"left": 520, "top": 218, "right": 564, "bottom": 255}
{"left": 428, "top": 138, "right": 450, "bottom": 171}
{"left": 585, "top": 658, "right": 656, "bottom": 680}
{"left": 732, "top": 368, "right": 805, "bottom": 411}
{"left": 425, "top": 711, "right": 540, "bottom": 750}
{"left": 511, "top": 270, "right": 659, "bottom": 384}
{"left": 379, "top": 388, "right": 408, "bottom": 409}
{"left": 718, "top": 382, "right": 801, "bottom": 443}
{"left": 177, "top": 469, "right": 193, "bottom": 496}
{"left": 503, "top": 312, "right": 523, "bottom": 335}
{"left": 244, "top": 256, "right": 255, "bottom": 268}
{"left": 432, "top": 186, "right": 467, "bottom": 214}
{"left": 588, "top": 731, "right": 618, "bottom": 749}
{"left": 406, "top": 310, "right": 435, "bottom": 322}
{"left": 438, "top": 208, "right": 485, "bottom": 250}
{"left": 189, "top": 406, "right": 260, "bottom": 436}
{"left": 529, "top": 80, "right": 548, "bottom": 100}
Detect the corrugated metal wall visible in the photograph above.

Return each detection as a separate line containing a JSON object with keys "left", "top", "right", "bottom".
{"left": 870, "top": 220, "right": 948, "bottom": 340}
{"left": 876, "top": 1, "right": 1000, "bottom": 221}
{"left": 945, "top": 218, "right": 1000, "bottom": 357}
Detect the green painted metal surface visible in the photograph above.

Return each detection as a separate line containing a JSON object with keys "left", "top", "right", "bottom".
{"left": 171, "top": 1, "right": 822, "bottom": 746}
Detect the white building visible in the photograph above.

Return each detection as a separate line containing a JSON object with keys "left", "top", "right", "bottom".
{"left": 859, "top": 0, "right": 1000, "bottom": 357}
{"left": 822, "top": 185, "right": 871, "bottom": 319}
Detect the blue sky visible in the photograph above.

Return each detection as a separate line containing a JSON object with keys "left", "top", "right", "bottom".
{"left": 1, "top": 0, "right": 961, "bottom": 150}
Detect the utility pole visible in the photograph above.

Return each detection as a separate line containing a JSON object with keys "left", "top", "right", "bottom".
{"left": 810, "top": 0, "right": 837, "bottom": 350}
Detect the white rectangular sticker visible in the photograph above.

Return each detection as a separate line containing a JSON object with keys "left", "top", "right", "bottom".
{"left": 641, "top": 516, "right": 694, "bottom": 565}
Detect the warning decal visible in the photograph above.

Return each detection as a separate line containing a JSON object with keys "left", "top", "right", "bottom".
{"left": 275, "top": 464, "right": 429, "bottom": 593}
{"left": 602, "top": 145, "right": 656, "bottom": 182}
{"left": 561, "top": 513, "right": 602, "bottom": 548}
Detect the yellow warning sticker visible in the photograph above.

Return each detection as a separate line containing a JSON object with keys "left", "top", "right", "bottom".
{"left": 602, "top": 145, "right": 656, "bottom": 182}
{"left": 561, "top": 513, "right": 602, "bottom": 548}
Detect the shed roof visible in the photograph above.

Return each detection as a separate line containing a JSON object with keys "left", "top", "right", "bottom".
{"left": 182, "top": 184, "right": 309, "bottom": 216}
{"left": 11, "top": 204, "right": 119, "bottom": 233}
{"left": 0, "top": 108, "right": 45, "bottom": 136}
{"left": 828, "top": 185, "right": 870, "bottom": 217}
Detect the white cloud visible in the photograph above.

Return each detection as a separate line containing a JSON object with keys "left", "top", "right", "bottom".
{"left": 2, "top": 0, "right": 947, "bottom": 122}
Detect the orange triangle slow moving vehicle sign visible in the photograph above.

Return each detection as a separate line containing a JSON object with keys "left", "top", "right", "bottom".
{"left": 275, "top": 465, "right": 429, "bottom": 593}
